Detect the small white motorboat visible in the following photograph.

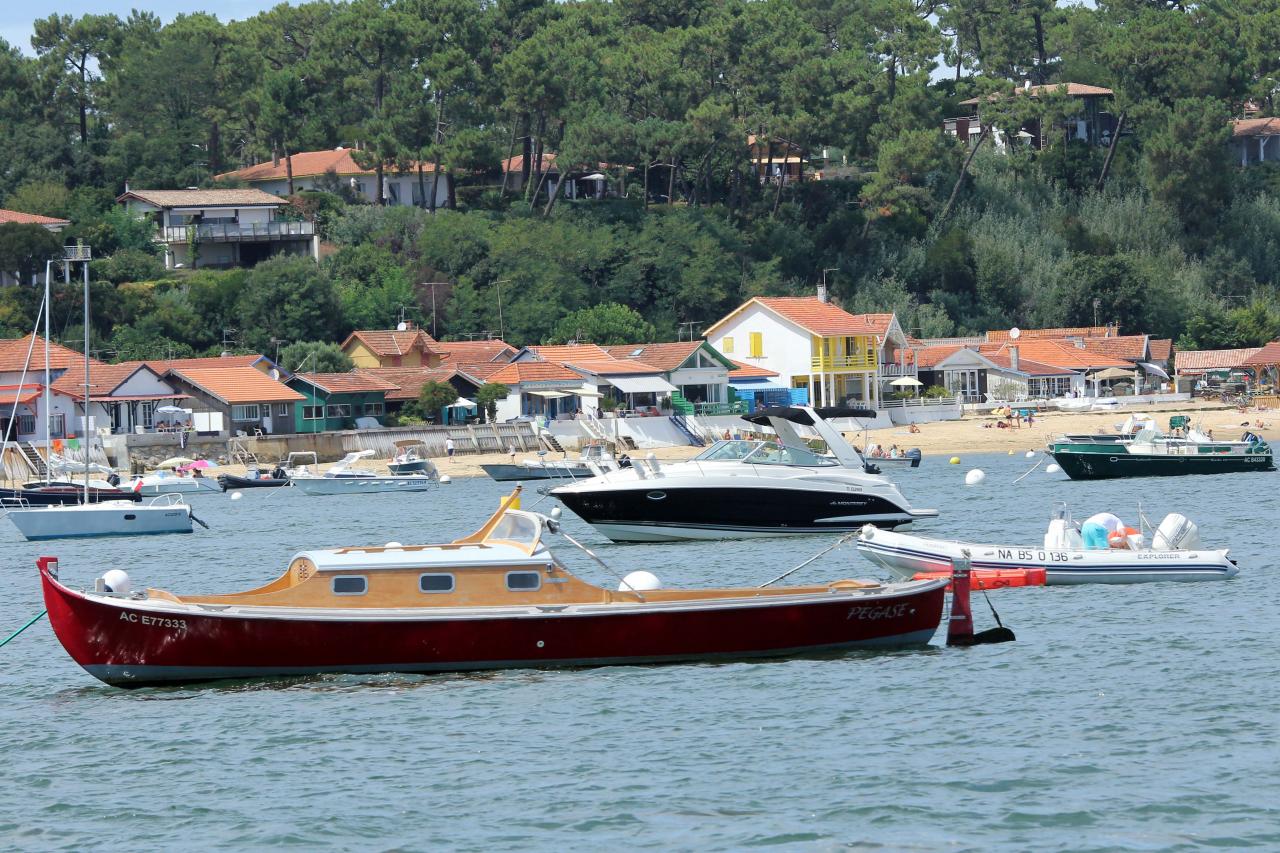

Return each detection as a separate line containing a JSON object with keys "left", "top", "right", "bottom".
{"left": 125, "top": 470, "right": 222, "bottom": 496}
{"left": 290, "top": 449, "right": 440, "bottom": 495}
{"left": 5, "top": 494, "right": 199, "bottom": 541}
{"left": 387, "top": 440, "right": 431, "bottom": 475}
{"left": 856, "top": 505, "right": 1238, "bottom": 584}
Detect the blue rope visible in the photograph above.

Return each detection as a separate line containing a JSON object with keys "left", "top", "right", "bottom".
{"left": 0, "top": 611, "right": 46, "bottom": 649}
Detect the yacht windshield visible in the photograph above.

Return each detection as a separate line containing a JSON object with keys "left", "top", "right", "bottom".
{"left": 693, "top": 440, "right": 762, "bottom": 461}
{"left": 742, "top": 441, "right": 837, "bottom": 466}
{"left": 486, "top": 511, "right": 543, "bottom": 551}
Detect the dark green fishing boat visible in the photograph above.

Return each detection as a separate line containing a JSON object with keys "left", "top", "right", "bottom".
{"left": 1049, "top": 429, "right": 1274, "bottom": 480}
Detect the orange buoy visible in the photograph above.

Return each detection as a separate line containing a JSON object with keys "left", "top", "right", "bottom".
{"left": 914, "top": 567, "right": 1047, "bottom": 591}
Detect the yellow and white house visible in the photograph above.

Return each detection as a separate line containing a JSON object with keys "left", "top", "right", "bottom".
{"left": 703, "top": 296, "right": 913, "bottom": 408}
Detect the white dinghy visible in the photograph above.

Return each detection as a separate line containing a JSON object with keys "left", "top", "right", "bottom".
{"left": 856, "top": 505, "right": 1237, "bottom": 585}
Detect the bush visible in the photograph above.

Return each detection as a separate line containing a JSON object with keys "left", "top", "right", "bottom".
{"left": 923, "top": 385, "right": 951, "bottom": 399}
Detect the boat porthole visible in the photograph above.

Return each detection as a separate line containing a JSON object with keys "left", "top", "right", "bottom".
{"left": 537, "top": 640, "right": 545, "bottom": 648}
{"left": 646, "top": 491, "right": 667, "bottom": 501}
{"left": 124, "top": 514, "right": 136, "bottom": 520}
{"left": 1109, "top": 457, "right": 1118, "bottom": 462}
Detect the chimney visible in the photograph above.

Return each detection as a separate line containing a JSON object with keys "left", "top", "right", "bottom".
{"left": 1009, "top": 344, "right": 1020, "bottom": 372}
{"left": 816, "top": 282, "right": 828, "bottom": 304}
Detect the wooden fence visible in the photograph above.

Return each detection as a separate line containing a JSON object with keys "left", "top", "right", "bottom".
{"left": 338, "top": 422, "right": 540, "bottom": 457}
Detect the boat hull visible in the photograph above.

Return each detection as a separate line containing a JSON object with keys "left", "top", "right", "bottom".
{"left": 8, "top": 504, "right": 193, "bottom": 541}
{"left": 217, "top": 474, "right": 289, "bottom": 490}
{"left": 857, "top": 527, "right": 1237, "bottom": 584}
{"left": 290, "top": 475, "right": 437, "bottom": 495}
{"left": 554, "top": 484, "right": 925, "bottom": 542}
{"left": 1, "top": 483, "right": 140, "bottom": 506}
{"left": 131, "top": 480, "right": 221, "bottom": 496}
{"left": 388, "top": 460, "right": 429, "bottom": 475}
{"left": 39, "top": 567, "right": 947, "bottom": 686}
{"left": 481, "top": 463, "right": 588, "bottom": 482}
{"left": 1050, "top": 448, "right": 1274, "bottom": 480}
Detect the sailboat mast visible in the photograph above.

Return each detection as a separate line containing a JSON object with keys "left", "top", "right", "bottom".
{"left": 82, "top": 256, "right": 90, "bottom": 504}
{"left": 43, "top": 261, "right": 52, "bottom": 479}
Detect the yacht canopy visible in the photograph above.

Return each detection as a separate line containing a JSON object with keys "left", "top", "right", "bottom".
{"left": 606, "top": 375, "right": 677, "bottom": 394}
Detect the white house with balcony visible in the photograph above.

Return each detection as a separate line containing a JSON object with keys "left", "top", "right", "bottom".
{"left": 117, "top": 188, "right": 319, "bottom": 270}
{"left": 703, "top": 295, "right": 912, "bottom": 409}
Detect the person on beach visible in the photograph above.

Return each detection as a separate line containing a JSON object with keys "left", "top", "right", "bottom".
{"left": 446, "top": 437, "right": 455, "bottom": 460}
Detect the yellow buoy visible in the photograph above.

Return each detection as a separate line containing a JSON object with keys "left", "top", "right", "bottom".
{"left": 949, "top": 456, "right": 961, "bottom": 465}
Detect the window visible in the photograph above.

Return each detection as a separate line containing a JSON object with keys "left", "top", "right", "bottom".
{"left": 506, "top": 571, "right": 541, "bottom": 591}
{"left": 303, "top": 406, "right": 324, "bottom": 420}
{"left": 17, "top": 414, "right": 35, "bottom": 435}
{"left": 364, "top": 402, "right": 384, "bottom": 416}
{"left": 748, "top": 332, "right": 763, "bottom": 358}
{"left": 419, "top": 574, "right": 455, "bottom": 593}
{"left": 722, "top": 336, "right": 734, "bottom": 354}
{"left": 325, "top": 403, "right": 352, "bottom": 418}
{"left": 331, "top": 575, "right": 368, "bottom": 595}
{"left": 231, "top": 404, "right": 260, "bottom": 421}
{"left": 276, "top": 403, "right": 288, "bottom": 417}
{"left": 139, "top": 402, "right": 154, "bottom": 429}
{"left": 50, "top": 413, "right": 65, "bottom": 438}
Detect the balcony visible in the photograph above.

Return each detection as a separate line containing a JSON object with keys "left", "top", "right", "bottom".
{"left": 160, "top": 221, "right": 315, "bottom": 243}
{"left": 880, "top": 362, "right": 918, "bottom": 377}
{"left": 811, "top": 353, "right": 875, "bottom": 371}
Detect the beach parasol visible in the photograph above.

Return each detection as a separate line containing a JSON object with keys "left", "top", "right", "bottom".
{"left": 178, "top": 459, "right": 215, "bottom": 471}
{"left": 155, "top": 405, "right": 189, "bottom": 415}
{"left": 156, "top": 456, "right": 196, "bottom": 469}
{"left": 889, "top": 377, "right": 924, "bottom": 387}
{"left": 447, "top": 397, "right": 477, "bottom": 408}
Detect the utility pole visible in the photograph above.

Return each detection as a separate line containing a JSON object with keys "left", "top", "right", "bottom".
{"left": 494, "top": 278, "right": 510, "bottom": 341}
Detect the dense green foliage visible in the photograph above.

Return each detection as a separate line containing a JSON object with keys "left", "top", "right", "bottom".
{"left": 5, "top": 1, "right": 1280, "bottom": 354}
{"left": 475, "top": 382, "right": 509, "bottom": 423}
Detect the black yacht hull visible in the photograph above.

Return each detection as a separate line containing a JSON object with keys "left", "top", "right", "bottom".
{"left": 554, "top": 485, "right": 920, "bottom": 542}
{"left": 1, "top": 483, "right": 141, "bottom": 506}
{"left": 217, "top": 474, "right": 290, "bottom": 490}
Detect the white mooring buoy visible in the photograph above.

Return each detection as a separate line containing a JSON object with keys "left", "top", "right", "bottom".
{"left": 965, "top": 469, "right": 986, "bottom": 486}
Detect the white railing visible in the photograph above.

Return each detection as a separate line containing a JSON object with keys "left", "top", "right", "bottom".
{"left": 160, "top": 221, "right": 315, "bottom": 242}
{"left": 880, "top": 363, "right": 918, "bottom": 377}
{"left": 879, "top": 396, "right": 958, "bottom": 410}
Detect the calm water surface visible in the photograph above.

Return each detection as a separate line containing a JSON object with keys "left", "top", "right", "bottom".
{"left": 1, "top": 453, "right": 1277, "bottom": 851}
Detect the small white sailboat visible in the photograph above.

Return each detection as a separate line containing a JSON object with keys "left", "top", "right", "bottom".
{"left": 3, "top": 248, "right": 200, "bottom": 541}
{"left": 290, "top": 449, "right": 441, "bottom": 495}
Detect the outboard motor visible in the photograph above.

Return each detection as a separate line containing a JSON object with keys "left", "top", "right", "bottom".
{"left": 1153, "top": 513, "right": 1200, "bottom": 551}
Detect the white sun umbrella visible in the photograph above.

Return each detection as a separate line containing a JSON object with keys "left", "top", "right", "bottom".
{"left": 581, "top": 172, "right": 607, "bottom": 181}
{"left": 155, "top": 405, "right": 190, "bottom": 416}
{"left": 156, "top": 456, "right": 196, "bottom": 469}
{"left": 889, "top": 377, "right": 924, "bottom": 387}
{"left": 446, "top": 397, "right": 477, "bottom": 409}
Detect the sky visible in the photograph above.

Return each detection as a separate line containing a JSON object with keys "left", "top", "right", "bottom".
{"left": 2, "top": 0, "right": 281, "bottom": 54}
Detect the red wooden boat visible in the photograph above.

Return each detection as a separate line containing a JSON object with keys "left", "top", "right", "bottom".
{"left": 38, "top": 491, "right": 949, "bottom": 687}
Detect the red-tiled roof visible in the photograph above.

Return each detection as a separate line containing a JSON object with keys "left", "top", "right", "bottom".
{"left": 169, "top": 367, "right": 303, "bottom": 404}
{"left": 1232, "top": 117, "right": 1280, "bottom": 139}
{"left": 960, "top": 82, "right": 1114, "bottom": 107}
{"left": 0, "top": 335, "right": 104, "bottom": 372}
{"left": 50, "top": 363, "right": 156, "bottom": 399}
{"left": 1149, "top": 339, "right": 1172, "bottom": 362}
{"left": 980, "top": 340, "right": 1130, "bottom": 371}
{"left": 719, "top": 297, "right": 893, "bottom": 338}
{"left": 341, "top": 329, "right": 439, "bottom": 358}
{"left": 983, "top": 353, "right": 1077, "bottom": 376}
{"left": 355, "top": 367, "right": 478, "bottom": 401}
{"left": 216, "top": 148, "right": 437, "bottom": 182}
{"left": 728, "top": 359, "right": 779, "bottom": 379}
{"left": 487, "top": 362, "right": 583, "bottom": 384}
{"left": 525, "top": 344, "right": 612, "bottom": 362}
{"left": 452, "top": 361, "right": 507, "bottom": 380}
{"left": 435, "top": 339, "right": 516, "bottom": 364}
{"left": 914, "top": 344, "right": 965, "bottom": 369}
{"left": 987, "top": 326, "right": 1113, "bottom": 342}
{"left": 1175, "top": 348, "right": 1263, "bottom": 372}
{"left": 566, "top": 358, "right": 663, "bottom": 376}
{"left": 1242, "top": 341, "right": 1280, "bottom": 367}
{"left": 0, "top": 208, "right": 69, "bottom": 227}
{"left": 117, "top": 189, "right": 284, "bottom": 208}
{"left": 1079, "top": 335, "right": 1148, "bottom": 360}
{"left": 604, "top": 342, "right": 704, "bottom": 371}
{"left": 127, "top": 355, "right": 266, "bottom": 373}
{"left": 295, "top": 372, "right": 399, "bottom": 394}
{"left": 502, "top": 153, "right": 559, "bottom": 173}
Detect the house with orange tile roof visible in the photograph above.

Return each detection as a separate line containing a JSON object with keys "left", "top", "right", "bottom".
{"left": 1243, "top": 340, "right": 1280, "bottom": 389}
{"left": 945, "top": 82, "right": 1118, "bottom": 150}
{"left": 117, "top": 188, "right": 318, "bottom": 271}
{"left": 50, "top": 362, "right": 187, "bottom": 437}
{"left": 435, "top": 339, "right": 517, "bottom": 366}
{"left": 486, "top": 360, "right": 597, "bottom": 422}
{"left": 0, "top": 209, "right": 71, "bottom": 286}
{"left": 703, "top": 294, "right": 911, "bottom": 409}
{"left": 215, "top": 147, "right": 451, "bottom": 208}
{"left": 0, "top": 335, "right": 108, "bottom": 442}
{"left": 1174, "top": 347, "right": 1265, "bottom": 392}
{"left": 163, "top": 366, "right": 304, "bottom": 436}
{"left": 340, "top": 325, "right": 442, "bottom": 369}
{"left": 603, "top": 341, "right": 736, "bottom": 413}
{"left": 914, "top": 344, "right": 1081, "bottom": 403}
{"left": 286, "top": 372, "right": 399, "bottom": 432}
{"left": 353, "top": 366, "right": 486, "bottom": 424}
{"left": 126, "top": 353, "right": 283, "bottom": 377}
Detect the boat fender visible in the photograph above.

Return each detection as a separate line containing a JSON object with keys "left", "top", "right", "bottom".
{"left": 229, "top": 491, "right": 243, "bottom": 501}
{"left": 100, "top": 569, "right": 131, "bottom": 595}
{"left": 439, "top": 475, "right": 451, "bottom": 485}
{"left": 859, "top": 523, "right": 876, "bottom": 540}
{"left": 619, "top": 571, "right": 662, "bottom": 592}
{"left": 1045, "top": 463, "right": 1062, "bottom": 474}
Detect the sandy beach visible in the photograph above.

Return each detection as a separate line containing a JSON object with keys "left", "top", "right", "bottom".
{"left": 203, "top": 400, "right": 1277, "bottom": 481}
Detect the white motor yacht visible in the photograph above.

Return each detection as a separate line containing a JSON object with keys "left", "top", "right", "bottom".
{"left": 550, "top": 406, "right": 938, "bottom": 542}
{"left": 290, "top": 449, "right": 440, "bottom": 495}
